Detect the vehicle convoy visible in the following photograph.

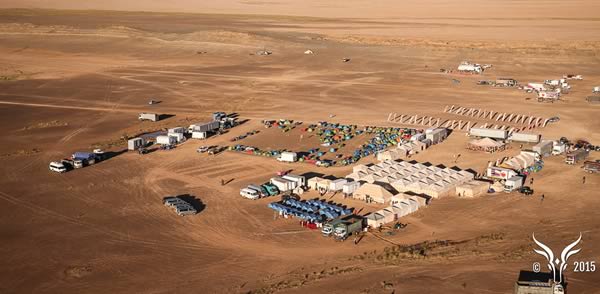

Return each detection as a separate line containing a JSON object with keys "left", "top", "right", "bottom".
{"left": 566, "top": 149, "right": 589, "bottom": 165}
{"left": 583, "top": 161, "right": 600, "bottom": 173}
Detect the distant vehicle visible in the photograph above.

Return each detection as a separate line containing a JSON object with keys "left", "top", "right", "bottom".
{"left": 519, "top": 186, "right": 534, "bottom": 196}
{"left": 548, "top": 117, "right": 560, "bottom": 123}
{"left": 73, "top": 159, "right": 84, "bottom": 169}
{"left": 148, "top": 100, "right": 157, "bottom": 105}
{"left": 566, "top": 149, "right": 589, "bottom": 165}
{"left": 197, "top": 146, "right": 209, "bottom": 153}
{"left": 240, "top": 188, "right": 260, "bottom": 200}
{"left": 49, "top": 162, "right": 67, "bottom": 173}
{"left": 176, "top": 206, "right": 197, "bottom": 216}
{"left": 160, "top": 144, "right": 175, "bottom": 151}
{"left": 164, "top": 197, "right": 185, "bottom": 207}
{"left": 342, "top": 58, "right": 351, "bottom": 63}
{"left": 138, "top": 147, "right": 149, "bottom": 155}
{"left": 583, "top": 161, "right": 600, "bottom": 173}
{"left": 208, "top": 147, "right": 224, "bottom": 155}
{"left": 139, "top": 113, "right": 159, "bottom": 122}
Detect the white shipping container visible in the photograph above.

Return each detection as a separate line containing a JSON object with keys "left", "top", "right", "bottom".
{"left": 270, "top": 177, "right": 295, "bottom": 192}
{"left": 168, "top": 127, "right": 185, "bottom": 134}
{"left": 139, "top": 113, "right": 159, "bottom": 121}
{"left": 282, "top": 174, "right": 306, "bottom": 187}
{"left": 156, "top": 135, "right": 176, "bottom": 145}
{"left": 127, "top": 137, "right": 145, "bottom": 150}
{"left": 277, "top": 151, "right": 297, "bottom": 162}
{"left": 168, "top": 133, "right": 184, "bottom": 143}
{"left": 191, "top": 131, "right": 207, "bottom": 139}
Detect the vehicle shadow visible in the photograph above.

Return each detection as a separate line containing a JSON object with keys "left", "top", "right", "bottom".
{"left": 177, "top": 194, "right": 206, "bottom": 214}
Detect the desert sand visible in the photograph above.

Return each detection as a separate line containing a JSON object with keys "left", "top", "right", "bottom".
{"left": 0, "top": 4, "right": 599, "bottom": 294}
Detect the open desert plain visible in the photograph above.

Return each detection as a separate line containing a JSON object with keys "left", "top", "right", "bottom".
{"left": 0, "top": 1, "right": 599, "bottom": 293}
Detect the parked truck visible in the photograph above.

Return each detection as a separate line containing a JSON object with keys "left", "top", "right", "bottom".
{"left": 261, "top": 183, "right": 280, "bottom": 196}
{"left": 139, "top": 113, "right": 159, "bottom": 122}
{"left": 189, "top": 121, "right": 220, "bottom": 133}
{"left": 277, "top": 151, "right": 297, "bottom": 163}
{"left": 509, "top": 132, "right": 541, "bottom": 143}
{"left": 583, "top": 161, "right": 600, "bottom": 173}
{"left": 72, "top": 152, "right": 97, "bottom": 165}
{"left": 486, "top": 166, "right": 518, "bottom": 181}
{"left": 565, "top": 149, "right": 589, "bottom": 165}
{"left": 333, "top": 215, "right": 365, "bottom": 241}
{"left": 321, "top": 218, "right": 345, "bottom": 237}
{"left": 504, "top": 176, "right": 524, "bottom": 193}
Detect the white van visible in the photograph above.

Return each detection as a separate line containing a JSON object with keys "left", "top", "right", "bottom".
{"left": 49, "top": 162, "right": 67, "bottom": 173}
{"left": 240, "top": 188, "right": 260, "bottom": 200}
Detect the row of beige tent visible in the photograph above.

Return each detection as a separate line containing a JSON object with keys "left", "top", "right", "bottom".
{"left": 347, "top": 160, "right": 475, "bottom": 199}
{"left": 376, "top": 141, "right": 427, "bottom": 161}
{"left": 365, "top": 194, "right": 427, "bottom": 228}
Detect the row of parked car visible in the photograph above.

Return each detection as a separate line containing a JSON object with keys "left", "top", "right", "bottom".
{"left": 49, "top": 149, "right": 105, "bottom": 173}
{"left": 163, "top": 196, "right": 197, "bottom": 216}
{"left": 240, "top": 183, "right": 280, "bottom": 200}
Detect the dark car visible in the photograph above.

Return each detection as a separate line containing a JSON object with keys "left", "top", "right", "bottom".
{"left": 519, "top": 186, "right": 534, "bottom": 196}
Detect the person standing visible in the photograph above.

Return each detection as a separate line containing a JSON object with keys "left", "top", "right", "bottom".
{"left": 541, "top": 194, "right": 545, "bottom": 202}
{"left": 530, "top": 177, "right": 534, "bottom": 185}
{"left": 583, "top": 176, "right": 586, "bottom": 184}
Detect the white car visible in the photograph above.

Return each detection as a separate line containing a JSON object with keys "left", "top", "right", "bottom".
{"left": 240, "top": 188, "right": 260, "bottom": 200}
{"left": 197, "top": 146, "right": 209, "bottom": 153}
{"left": 49, "top": 162, "right": 67, "bottom": 173}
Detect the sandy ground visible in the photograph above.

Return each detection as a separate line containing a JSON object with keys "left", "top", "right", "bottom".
{"left": 0, "top": 7, "right": 599, "bottom": 294}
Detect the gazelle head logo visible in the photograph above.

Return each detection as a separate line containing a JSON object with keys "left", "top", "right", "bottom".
{"left": 532, "top": 233, "right": 582, "bottom": 284}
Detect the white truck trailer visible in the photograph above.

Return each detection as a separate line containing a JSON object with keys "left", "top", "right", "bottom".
{"left": 139, "top": 113, "right": 159, "bottom": 122}
{"left": 191, "top": 131, "right": 207, "bottom": 139}
{"left": 168, "top": 127, "right": 186, "bottom": 134}
{"left": 156, "top": 135, "right": 177, "bottom": 145}
{"left": 509, "top": 132, "right": 541, "bottom": 143}
{"left": 504, "top": 176, "right": 524, "bottom": 193}
{"left": 282, "top": 174, "right": 306, "bottom": 189}
{"left": 486, "top": 166, "right": 518, "bottom": 181}
{"left": 270, "top": 177, "right": 295, "bottom": 192}
{"left": 469, "top": 127, "right": 509, "bottom": 140}
{"left": 277, "top": 151, "right": 297, "bottom": 163}
{"left": 189, "top": 121, "right": 220, "bottom": 133}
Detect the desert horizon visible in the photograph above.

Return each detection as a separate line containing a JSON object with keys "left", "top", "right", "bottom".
{"left": 0, "top": 3, "right": 599, "bottom": 294}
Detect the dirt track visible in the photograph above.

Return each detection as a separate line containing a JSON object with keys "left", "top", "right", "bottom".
{"left": 0, "top": 7, "right": 599, "bottom": 294}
